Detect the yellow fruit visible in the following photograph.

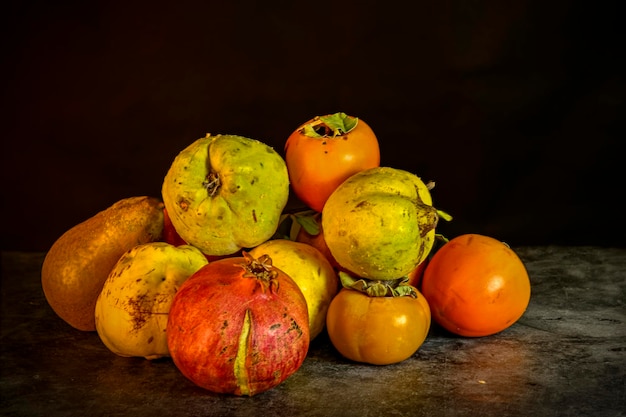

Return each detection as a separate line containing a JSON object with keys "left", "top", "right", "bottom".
{"left": 161, "top": 134, "right": 290, "bottom": 256}
{"left": 322, "top": 167, "right": 439, "bottom": 280}
{"left": 41, "top": 196, "right": 164, "bottom": 331}
{"left": 249, "top": 239, "right": 339, "bottom": 340}
{"left": 95, "top": 242, "right": 208, "bottom": 359}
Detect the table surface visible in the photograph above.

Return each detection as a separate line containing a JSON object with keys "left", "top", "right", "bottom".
{"left": 1, "top": 246, "right": 625, "bottom": 417}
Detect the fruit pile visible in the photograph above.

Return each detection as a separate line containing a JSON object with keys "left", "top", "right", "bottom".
{"left": 40, "top": 112, "right": 531, "bottom": 396}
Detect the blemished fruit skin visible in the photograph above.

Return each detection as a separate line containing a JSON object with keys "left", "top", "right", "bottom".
{"left": 249, "top": 239, "right": 339, "bottom": 341}
{"left": 95, "top": 242, "right": 209, "bottom": 359}
{"left": 166, "top": 254, "right": 310, "bottom": 396}
{"left": 322, "top": 167, "right": 439, "bottom": 280}
{"left": 161, "top": 134, "right": 289, "bottom": 257}
{"left": 41, "top": 196, "right": 164, "bottom": 331}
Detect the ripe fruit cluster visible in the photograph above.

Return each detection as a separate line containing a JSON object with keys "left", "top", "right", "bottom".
{"left": 40, "top": 112, "right": 531, "bottom": 396}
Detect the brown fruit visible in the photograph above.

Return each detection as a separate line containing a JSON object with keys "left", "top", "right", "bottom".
{"left": 41, "top": 196, "right": 165, "bottom": 331}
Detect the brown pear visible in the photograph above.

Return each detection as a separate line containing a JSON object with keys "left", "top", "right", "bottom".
{"left": 41, "top": 196, "right": 164, "bottom": 331}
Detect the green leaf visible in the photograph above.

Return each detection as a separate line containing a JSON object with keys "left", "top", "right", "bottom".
{"left": 318, "top": 112, "right": 358, "bottom": 137}
{"left": 435, "top": 233, "right": 450, "bottom": 244}
{"left": 338, "top": 271, "right": 360, "bottom": 289}
{"left": 437, "top": 209, "right": 453, "bottom": 222}
{"left": 302, "top": 124, "right": 322, "bottom": 138}
{"left": 293, "top": 210, "right": 320, "bottom": 235}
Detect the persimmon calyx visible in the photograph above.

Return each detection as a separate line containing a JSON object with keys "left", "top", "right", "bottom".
{"left": 301, "top": 112, "right": 358, "bottom": 138}
{"left": 338, "top": 271, "right": 417, "bottom": 298}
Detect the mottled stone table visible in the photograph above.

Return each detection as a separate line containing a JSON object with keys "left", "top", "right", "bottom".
{"left": 1, "top": 247, "right": 625, "bottom": 417}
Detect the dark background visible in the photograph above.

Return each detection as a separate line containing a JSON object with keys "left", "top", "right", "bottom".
{"left": 2, "top": 1, "right": 624, "bottom": 252}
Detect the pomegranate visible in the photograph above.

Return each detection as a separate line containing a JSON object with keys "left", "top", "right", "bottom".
{"left": 166, "top": 252, "right": 310, "bottom": 396}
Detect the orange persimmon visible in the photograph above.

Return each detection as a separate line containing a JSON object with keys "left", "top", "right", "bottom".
{"left": 420, "top": 234, "right": 531, "bottom": 337}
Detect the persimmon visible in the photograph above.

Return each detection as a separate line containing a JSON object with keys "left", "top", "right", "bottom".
{"left": 284, "top": 112, "right": 380, "bottom": 213}
{"left": 326, "top": 273, "right": 431, "bottom": 365}
{"left": 420, "top": 234, "right": 531, "bottom": 337}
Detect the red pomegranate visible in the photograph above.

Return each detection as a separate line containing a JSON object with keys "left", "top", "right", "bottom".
{"left": 167, "top": 252, "right": 310, "bottom": 396}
